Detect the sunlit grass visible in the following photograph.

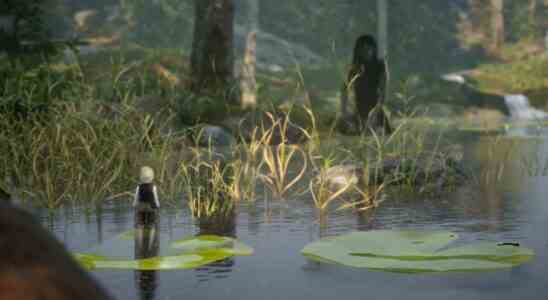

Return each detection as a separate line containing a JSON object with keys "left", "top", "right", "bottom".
{"left": 0, "top": 52, "right": 483, "bottom": 219}
{"left": 182, "top": 149, "right": 234, "bottom": 218}
{"left": 258, "top": 112, "right": 307, "bottom": 199}
{"left": 0, "top": 60, "right": 187, "bottom": 207}
{"left": 229, "top": 126, "right": 265, "bottom": 202}
{"left": 1, "top": 104, "right": 135, "bottom": 207}
{"left": 309, "top": 158, "right": 352, "bottom": 212}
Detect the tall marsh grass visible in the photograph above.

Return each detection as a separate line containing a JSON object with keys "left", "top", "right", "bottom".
{"left": 258, "top": 112, "right": 307, "bottom": 199}
{"left": 182, "top": 150, "right": 235, "bottom": 218}
{"left": 0, "top": 65, "right": 196, "bottom": 213}
{"left": 0, "top": 105, "right": 134, "bottom": 207}
{"left": 0, "top": 57, "right": 474, "bottom": 218}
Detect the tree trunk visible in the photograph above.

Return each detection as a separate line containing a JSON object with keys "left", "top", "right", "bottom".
{"left": 190, "top": 0, "right": 235, "bottom": 96}
{"left": 467, "top": 0, "right": 483, "bottom": 28}
{"left": 376, "top": 0, "right": 389, "bottom": 129}
{"left": 490, "top": 0, "right": 504, "bottom": 51}
{"left": 545, "top": 29, "right": 548, "bottom": 54}
{"left": 239, "top": 0, "right": 258, "bottom": 109}
{"left": 528, "top": 0, "right": 537, "bottom": 24}
{"left": 376, "top": 0, "right": 388, "bottom": 59}
{"left": 545, "top": 0, "right": 548, "bottom": 54}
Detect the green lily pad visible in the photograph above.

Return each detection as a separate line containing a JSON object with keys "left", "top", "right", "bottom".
{"left": 74, "top": 233, "right": 253, "bottom": 271}
{"left": 301, "top": 230, "right": 534, "bottom": 273}
{"left": 171, "top": 235, "right": 234, "bottom": 251}
{"left": 76, "top": 249, "right": 233, "bottom": 270}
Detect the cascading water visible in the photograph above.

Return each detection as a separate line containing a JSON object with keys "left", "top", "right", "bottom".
{"left": 503, "top": 94, "right": 548, "bottom": 140}
{"left": 504, "top": 94, "right": 548, "bottom": 120}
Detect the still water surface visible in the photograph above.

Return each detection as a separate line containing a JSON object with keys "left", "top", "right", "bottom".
{"left": 36, "top": 130, "right": 548, "bottom": 300}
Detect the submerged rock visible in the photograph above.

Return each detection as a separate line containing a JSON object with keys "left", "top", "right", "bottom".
{"left": 380, "top": 150, "right": 467, "bottom": 189}
{"left": 321, "top": 145, "right": 467, "bottom": 194}
{"left": 196, "top": 125, "right": 236, "bottom": 147}
{"left": 323, "top": 164, "right": 364, "bottom": 191}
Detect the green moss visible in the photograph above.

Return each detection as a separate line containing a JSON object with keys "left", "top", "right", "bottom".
{"left": 470, "top": 56, "right": 548, "bottom": 95}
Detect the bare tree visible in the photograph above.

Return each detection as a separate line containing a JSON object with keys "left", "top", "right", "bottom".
{"left": 467, "top": 0, "right": 484, "bottom": 29}
{"left": 528, "top": 0, "right": 537, "bottom": 24}
{"left": 376, "top": 0, "right": 390, "bottom": 130}
{"left": 376, "top": 0, "right": 388, "bottom": 59}
{"left": 190, "top": 0, "right": 235, "bottom": 96}
{"left": 239, "top": 0, "right": 258, "bottom": 109}
{"left": 490, "top": 0, "right": 504, "bottom": 51}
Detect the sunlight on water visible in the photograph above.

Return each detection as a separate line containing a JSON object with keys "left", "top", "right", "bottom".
{"left": 36, "top": 127, "right": 548, "bottom": 300}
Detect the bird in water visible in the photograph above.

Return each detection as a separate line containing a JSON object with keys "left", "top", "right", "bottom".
{"left": 133, "top": 166, "right": 160, "bottom": 226}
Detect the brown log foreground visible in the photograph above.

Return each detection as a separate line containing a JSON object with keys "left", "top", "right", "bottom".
{"left": 0, "top": 202, "right": 113, "bottom": 300}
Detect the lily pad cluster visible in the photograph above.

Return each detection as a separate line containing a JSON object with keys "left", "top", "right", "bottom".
{"left": 301, "top": 230, "right": 534, "bottom": 273}
{"left": 75, "top": 232, "right": 253, "bottom": 271}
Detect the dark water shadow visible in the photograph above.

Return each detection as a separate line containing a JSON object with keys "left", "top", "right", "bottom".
{"left": 194, "top": 208, "right": 237, "bottom": 282}
{"left": 134, "top": 212, "right": 160, "bottom": 300}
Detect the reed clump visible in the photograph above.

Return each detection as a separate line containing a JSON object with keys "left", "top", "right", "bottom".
{"left": 182, "top": 150, "right": 235, "bottom": 218}
{"left": 0, "top": 86, "right": 187, "bottom": 208}
{"left": 0, "top": 57, "right": 470, "bottom": 216}
{"left": 258, "top": 112, "right": 308, "bottom": 199}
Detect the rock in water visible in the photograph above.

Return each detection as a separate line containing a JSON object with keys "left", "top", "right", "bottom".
{"left": 319, "top": 145, "right": 467, "bottom": 195}
{"left": 197, "top": 125, "right": 236, "bottom": 147}
{"left": 323, "top": 164, "right": 363, "bottom": 191}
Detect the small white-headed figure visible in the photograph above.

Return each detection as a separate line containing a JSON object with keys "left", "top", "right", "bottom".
{"left": 133, "top": 166, "right": 160, "bottom": 226}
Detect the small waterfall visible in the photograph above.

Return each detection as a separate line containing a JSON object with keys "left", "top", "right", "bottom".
{"left": 504, "top": 94, "right": 548, "bottom": 120}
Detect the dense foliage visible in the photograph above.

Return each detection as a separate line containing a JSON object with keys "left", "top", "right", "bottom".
{"left": 0, "top": 0, "right": 53, "bottom": 61}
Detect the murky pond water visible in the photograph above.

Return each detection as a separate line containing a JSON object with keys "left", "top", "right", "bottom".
{"left": 35, "top": 128, "right": 548, "bottom": 300}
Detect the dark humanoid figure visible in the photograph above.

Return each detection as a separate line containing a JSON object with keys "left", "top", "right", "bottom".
{"left": 341, "top": 34, "right": 392, "bottom": 134}
{"left": 0, "top": 202, "right": 113, "bottom": 300}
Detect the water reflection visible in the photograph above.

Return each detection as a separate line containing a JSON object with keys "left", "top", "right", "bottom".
{"left": 31, "top": 126, "right": 548, "bottom": 300}
{"left": 195, "top": 208, "right": 237, "bottom": 281}
{"left": 134, "top": 214, "right": 160, "bottom": 300}
{"left": 197, "top": 209, "right": 237, "bottom": 237}
{"left": 96, "top": 204, "right": 103, "bottom": 244}
{"left": 356, "top": 209, "right": 377, "bottom": 231}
